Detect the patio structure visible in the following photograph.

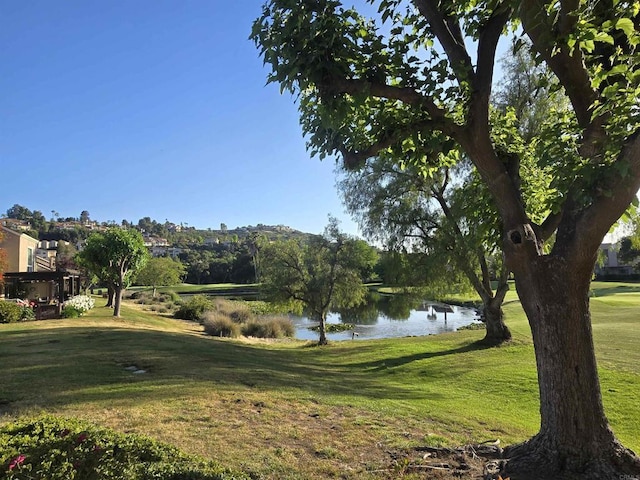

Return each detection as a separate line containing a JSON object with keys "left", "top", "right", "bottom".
{"left": 2, "top": 271, "right": 81, "bottom": 319}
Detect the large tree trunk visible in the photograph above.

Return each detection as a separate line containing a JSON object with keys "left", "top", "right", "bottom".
{"left": 317, "top": 312, "right": 328, "bottom": 346}
{"left": 477, "top": 270, "right": 511, "bottom": 346}
{"left": 113, "top": 286, "right": 123, "bottom": 318}
{"left": 503, "top": 255, "right": 640, "bottom": 479}
{"left": 105, "top": 285, "right": 115, "bottom": 308}
{"left": 481, "top": 297, "right": 511, "bottom": 346}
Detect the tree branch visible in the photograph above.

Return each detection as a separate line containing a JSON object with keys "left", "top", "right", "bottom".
{"left": 472, "top": 5, "right": 512, "bottom": 126}
{"left": 573, "top": 130, "right": 640, "bottom": 257}
{"left": 478, "top": 246, "right": 493, "bottom": 294}
{"left": 340, "top": 117, "right": 458, "bottom": 169}
{"left": 493, "top": 262, "right": 511, "bottom": 305}
{"left": 558, "top": 0, "right": 580, "bottom": 37}
{"left": 520, "top": 0, "right": 598, "bottom": 129}
{"left": 412, "top": 0, "right": 474, "bottom": 82}
{"left": 323, "top": 76, "right": 447, "bottom": 120}
{"left": 538, "top": 211, "right": 563, "bottom": 241}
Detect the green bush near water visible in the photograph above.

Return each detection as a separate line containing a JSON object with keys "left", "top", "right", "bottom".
{"left": 174, "top": 297, "right": 295, "bottom": 339}
{"left": 241, "top": 316, "right": 295, "bottom": 338}
{"left": 173, "top": 295, "right": 215, "bottom": 321}
{"left": 202, "top": 312, "right": 242, "bottom": 338}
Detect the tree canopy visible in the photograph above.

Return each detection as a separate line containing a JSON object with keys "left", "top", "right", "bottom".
{"left": 76, "top": 228, "right": 149, "bottom": 317}
{"left": 260, "top": 218, "right": 370, "bottom": 345}
{"left": 134, "top": 257, "right": 186, "bottom": 297}
{"left": 253, "top": 0, "right": 640, "bottom": 476}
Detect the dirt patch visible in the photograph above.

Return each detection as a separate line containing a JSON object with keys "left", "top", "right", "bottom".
{"left": 379, "top": 443, "right": 508, "bottom": 479}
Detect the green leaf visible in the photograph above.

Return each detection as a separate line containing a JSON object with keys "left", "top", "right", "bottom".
{"left": 615, "top": 18, "right": 635, "bottom": 37}
{"left": 594, "top": 32, "right": 614, "bottom": 44}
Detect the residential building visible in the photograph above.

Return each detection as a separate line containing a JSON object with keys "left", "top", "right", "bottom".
{"left": 1, "top": 226, "right": 79, "bottom": 308}
{"left": 1, "top": 226, "right": 39, "bottom": 272}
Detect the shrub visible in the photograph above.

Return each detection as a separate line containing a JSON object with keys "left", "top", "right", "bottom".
{"left": 241, "top": 316, "right": 295, "bottom": 339}
{"left": 242, "top": 320, "right": 271, "bottom": 338}
{"left": 63, "top": 295, "right": 95, "bottom": 315}
{"left": 244, "top": 300, "right": 289, "bottom": 316}
{"left": 20, "top": 307, "right": 36, "bottom": 321}
{"left": 212, "top": 298, "right": 234, "bottom": 317}
{"left": 165, "top": 290, "right": 182, "bottom": 302}
{"left": 228, "top": 305, "right": 253, "bottom": 324}
{"left": 269, "top": 316, "right": 296, "bottom": 337}
{"left": 61, "top": 305, "right": 83, "bottom": 318}
{"left": 202, "top": 312, "right": 241, "bottom": 338}
{"left": 174, "top": 295, "right": 214, "bottom": 321}
{"left": 0, "top": 415, "right": 247, "bottom": 480}
{"left": 211, "top": 299, "right": 255, "bottom": 323}
{"left": 0, "top": 301, "right": 23, "bottom": 324}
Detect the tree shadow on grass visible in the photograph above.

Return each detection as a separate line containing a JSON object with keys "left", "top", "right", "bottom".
{"left": 349, "top": 339, "right": 494, "bottom": 372}
{"left": 590, "top": 283, "right": 640, "bottom": 297}
{"left": 1, "top": 326, "right": 495, "bottom": 412}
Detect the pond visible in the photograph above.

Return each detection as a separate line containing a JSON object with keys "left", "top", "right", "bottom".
{"left": 291, "top": 294, "right": 482, "bottom": 341}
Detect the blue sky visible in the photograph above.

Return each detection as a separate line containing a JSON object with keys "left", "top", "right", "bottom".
{"left": 1, "top": 1, "right": 360, "bottom": 235}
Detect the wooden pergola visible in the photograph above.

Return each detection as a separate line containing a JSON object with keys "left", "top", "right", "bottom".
{"left": 2, "top": 271, "right": 81, "bottom": 319}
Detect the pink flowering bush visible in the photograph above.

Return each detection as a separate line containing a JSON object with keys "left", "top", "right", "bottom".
{"left": 0, "top": 416, "right": 247, "bottom": 479}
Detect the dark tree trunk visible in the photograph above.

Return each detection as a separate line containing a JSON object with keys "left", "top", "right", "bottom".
{"left": 481, "top": 298, "right": 511, "bottom": 346}
{"left": 113, "top": 286, "right": 123, "bottom": 317}
{"left": 503, "top": 255, "right": 640, "bottom": 479}
{"left": 105, "top": 285, "right": 115, "bottom": 308}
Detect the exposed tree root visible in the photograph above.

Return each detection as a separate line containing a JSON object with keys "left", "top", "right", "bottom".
{"left": 502, "top": 434, "right": 640, "bottom": 480}
{"left": 385, "top": 438, "right": 640, "bottom": 479}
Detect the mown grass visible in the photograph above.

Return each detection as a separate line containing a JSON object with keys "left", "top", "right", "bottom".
{"left": 1, "top": 281, "right": 639, "bottom": 479}
{"left": 128, "top": 283, "right": 259, "bottom": 295}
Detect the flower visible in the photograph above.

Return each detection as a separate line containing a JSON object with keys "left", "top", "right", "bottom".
{"left": 8, "top": 454, "right": 26, "bottom": 470}
{"left": 62, "top": 295, "right": 95, "bottom": 315}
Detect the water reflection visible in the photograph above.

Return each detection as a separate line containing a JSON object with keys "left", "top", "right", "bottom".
{"left": 292, "top": 293, "right": 481, "bottom": 341}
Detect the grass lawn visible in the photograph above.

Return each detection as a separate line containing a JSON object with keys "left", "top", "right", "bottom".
{"left": 128, "top": 283, "right": 259, "bottom": 295}
{"left": 1, "top": 281, "right": 639, "bottom": 479}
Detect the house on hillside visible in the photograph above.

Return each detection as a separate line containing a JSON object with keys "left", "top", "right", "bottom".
{"left": 1, "top": 217, "right": 31, "bottom": 232}
{"left": 143, "top": 236, "right": 169, "bottom": 247}
{"left": 1, "top": 226, "right": 80, "bottom": 316}
{"left": 150, "top": 245, "right": 183, "bottom": 258}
